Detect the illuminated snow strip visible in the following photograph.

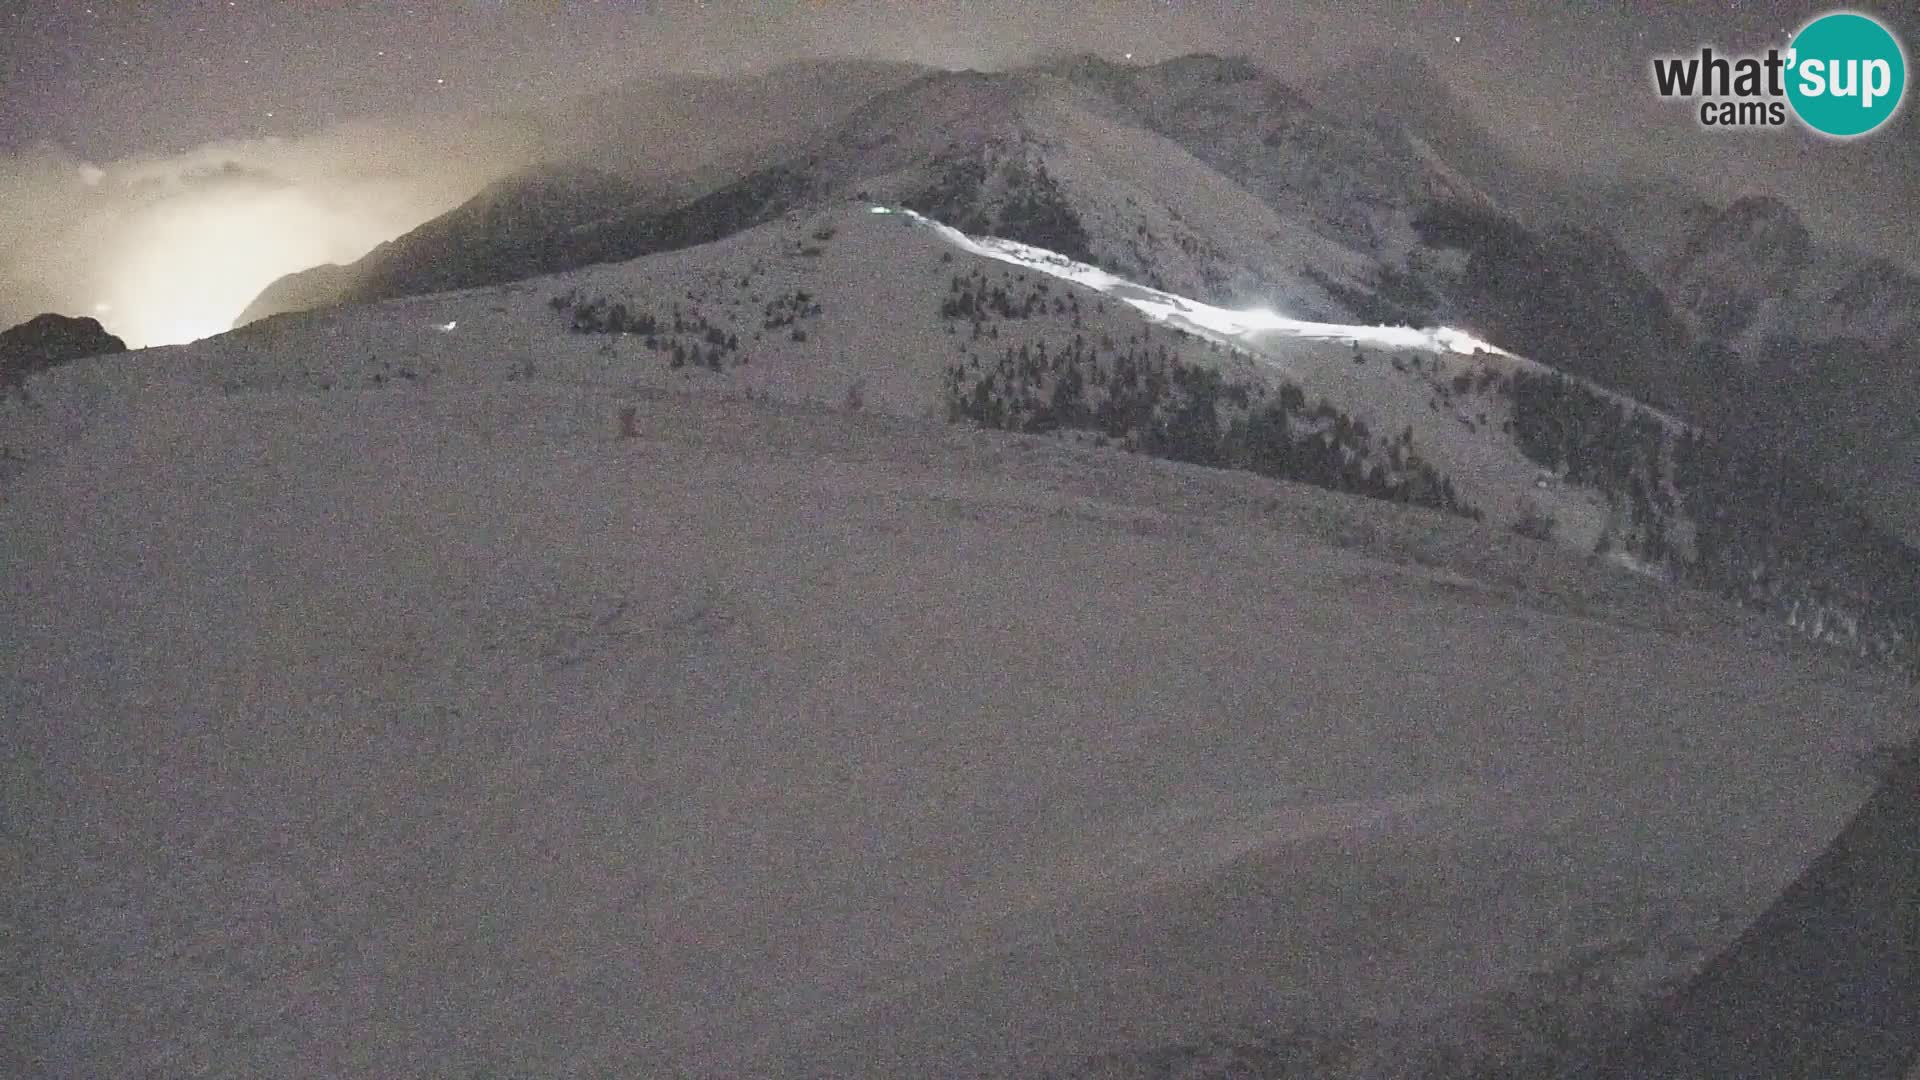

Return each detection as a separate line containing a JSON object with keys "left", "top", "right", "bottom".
{"left": 888, "top": 206, "right": 1513, "bottom": 359}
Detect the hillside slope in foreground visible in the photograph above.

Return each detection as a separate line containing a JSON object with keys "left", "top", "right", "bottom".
{"left": 4, "top": 380, "right": 1915, "bottom": 1077}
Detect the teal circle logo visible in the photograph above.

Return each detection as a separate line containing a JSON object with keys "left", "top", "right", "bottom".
{"left": 1786, "top": 12, "right": 1907, "bottom": 137}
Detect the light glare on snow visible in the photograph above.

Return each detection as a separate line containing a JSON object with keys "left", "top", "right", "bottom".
{"left": 890, "top": 206, "right": 1513, "bottom": 359}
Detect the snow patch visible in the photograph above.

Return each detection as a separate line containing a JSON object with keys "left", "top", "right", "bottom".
{"left": 889, "top": 205, "right": 1513, "bottom": 358}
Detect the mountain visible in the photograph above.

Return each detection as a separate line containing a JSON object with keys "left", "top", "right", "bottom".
{"left": 1302, "top": 48, "right": 1584, "bottom": 230}
{"left": 1315, "top": 57, "right": 1920, "bottom": 549}
{"left": 0, "top": 312, "right": 127, "bottom": 391}
{"left": 19, "top": 45, "right": 1920, "bottom": 1078}
{"left": 56, "top": 197, "right": 1920, "bottom": 675}
{"left": 230, "top": 58, "right": 929, "bottom": 328}
{"left": 219, "top": 52, "right": 1920, "bottom": 664}
{"left": 234, "top": 165, "right": 670, "bottom": 326}
{"left": 1646, "top": 193, "right": 1920, "bottom": 353}
{"left": 235, "top": 52, "right": 1516, "bottom": 328}
{"left": 8, "top": 197, "right": 1916, "bottom": 1077}
{"left": 1665, "top": 194, "right": 1816, "bottom": 347}
{"left": 233, "top": 262, "right": 361, "bottom": 327}
{"left": 1628, "top": 194, "right": 1920, "bottom": 541}
{"left": 1301, "top": 50, "right": 1920, "bottom": 550}
{"left": 1565, "top": 174, "right": 1717, "bottom": 267}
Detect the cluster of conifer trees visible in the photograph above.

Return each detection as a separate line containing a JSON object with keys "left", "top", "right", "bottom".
{"left": 549, "top": 291, "right": 748, "bottom": 372}
{"left": 940, "top": 302, "right": 1478, "bottom": 520}
{"left": 904, "top": 149, "right": 1097, "bottom": 265}
{"left": 1499, "top": 365, "right": 1920, "bottom": 670}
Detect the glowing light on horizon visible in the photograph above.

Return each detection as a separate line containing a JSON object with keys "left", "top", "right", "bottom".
{"left": 152, "top": 315, "right": 236, "bottom": 346}
{"left": 93, "top": 185, "right": 412, "bottom": 348}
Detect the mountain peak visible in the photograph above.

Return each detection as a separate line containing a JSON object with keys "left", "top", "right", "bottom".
{"left": 1035, "top": 51, "right": 1273, "bottom": 94}
{"left": 1714, "top": 193, "right": 1806, "bottom": 237}
{"left": 1313, "top": 47, "right": 1459, "bottom": 108}
{"left": 1147, "top": 52, "right": 1265, "bottom": 82}
{"left": 1680, "top": 193, "right": 1811, "bottom": 267}
{"left": 1664, "top": 192, "right": 1814, "bottom": 342}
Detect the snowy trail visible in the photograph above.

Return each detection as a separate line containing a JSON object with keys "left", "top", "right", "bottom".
{"left": 887, "top": 205, "right": 1514, "bottom": 358}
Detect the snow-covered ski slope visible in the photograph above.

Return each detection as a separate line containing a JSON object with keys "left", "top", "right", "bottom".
{"left": 5, "top": 198, "right": 1918, "bottom": 1077}
{"left": 6, "top": 200, "right": 1667, "bottom": 554}
{"left": 890, "top": 205, "right": 1513, "bottom": 358}
{"left": 889, "top": 202, "right": 1684, "bottom": 430}
{"left": 873, "top": 202, "right": 1693, "bottom": 555}
{"left": 5, "top": 378, "right": 1912, "bottom": 1078}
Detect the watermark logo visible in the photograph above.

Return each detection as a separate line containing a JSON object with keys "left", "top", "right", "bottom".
{"left": 1652, "top": 10, "right": 1907, "bottom": 137}
{"left": 1788, "top": 11, "right": 1906, "bottom": 135}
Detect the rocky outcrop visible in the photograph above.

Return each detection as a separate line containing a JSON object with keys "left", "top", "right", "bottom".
{"left": 1665, "top": 194, "right": 1814, "bottom": 343}
{"left": 0, "top": 314, "right": 128, "bottom": 389}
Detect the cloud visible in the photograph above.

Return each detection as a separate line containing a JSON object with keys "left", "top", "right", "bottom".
{"left": 0, "top": 109, "right": 549, "bottom": 347}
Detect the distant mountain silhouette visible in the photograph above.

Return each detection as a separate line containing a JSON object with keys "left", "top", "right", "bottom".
{"left": 1, "top": 313, "right": 127, "bottom": 391}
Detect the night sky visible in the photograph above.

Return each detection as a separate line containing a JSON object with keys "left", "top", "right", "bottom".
{"left": 0, "top": 1, "right": 1880, "bottom": 159}
{"left": 1, "top": 1, "right": 1915, "bottom": 340}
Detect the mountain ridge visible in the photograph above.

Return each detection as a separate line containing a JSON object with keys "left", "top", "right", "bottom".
{"left": 213, "top": 48, "right": 1920, "bottom": 639}
{"left": 31, "top": 197, "right": 1920, "bottom": 675}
